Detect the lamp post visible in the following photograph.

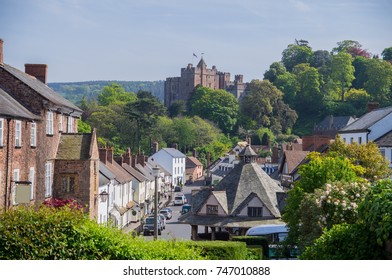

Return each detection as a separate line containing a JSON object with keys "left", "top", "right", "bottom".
{"left": 152, "top": 166, "right": 160, "bottom": 240}
{"left": 99, "top": 190, "right": 109, "bottom": 225}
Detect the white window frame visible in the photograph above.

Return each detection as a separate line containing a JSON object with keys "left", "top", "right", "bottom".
{"left": 0, "top": 118, "right": 3, "bottom": 146}
{"left": 45, "top": 162, "right": 52, "bottom": 197}
{"left": 59, "top": 113, "right": 63, "bottom": 132}
{"left": 30, "top": 122, "right": 37, "bottom": 147}
{"left": 15, "top": 120, "right": 22, "bottom": 147}
{"left": 46, "top": 111, "right": 53, "bottom": 135}
{"left": 29, "top": 167, "right": 35, "bottom": 200}
{"left": 67, "top": 116, "right": 73, "bottom": 133}
{"left": 13, "top": 169, "right": 20, "bottom": 205}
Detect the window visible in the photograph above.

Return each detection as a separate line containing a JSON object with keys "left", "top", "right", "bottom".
{"left": 67, "top": 116, "right": 73, "bottom": 133}
{"left": 343, "top": 138, "right": 346, "bottom": 143}
{"left": 30, "top": 123, "right": 36, "bottom": 147}
{"left": 358, "top": 137, "right": 362, "bottom": 144}
{"left": 248, "top": 207, "right": 263, "bottom": 217}
{"left": 206, "top": 204, "right": 218, "bottom": 215}
{"left": 59, "top": 113, "right": 63, "bottom": 132}
{"left": 61, "top": 174, "right": 78, "bottom": 193}
{"left": 380, "top": 149, "right": 386, "bottom": 158}
{"left": 15, "top": 120, "right": 22, "bottom": 147}
{"left": 45, "top": 162, "right": 52, "bottom": 197}
{"left": 46, "top": 111, "right": 53, "bottom": 135}
{"left": 29, "top": 167, "right": 35, "bottom": 200}
{"left": 350, "top": 137, "right": 354, "bottom": 144}
{"left": 0, "top": 118, "right": 3, "bottom": 146}
{"left": 13, "top": 169, "right": 19, "bottom": 205}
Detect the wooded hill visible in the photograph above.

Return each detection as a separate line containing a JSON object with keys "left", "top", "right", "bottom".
{"left": 49, "top": 80, "right": 164, "bottom": 103}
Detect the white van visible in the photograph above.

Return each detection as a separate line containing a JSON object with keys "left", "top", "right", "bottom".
{"left": 173, "top": 193, "right": 186, "bottom": 206}
{"left": 245, "top": 224, "right": 288, "bottom": 243}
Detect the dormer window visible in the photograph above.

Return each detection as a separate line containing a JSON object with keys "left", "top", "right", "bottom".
{"left": 248, "top": 207, "right": 263, "bottom": 217}
{"left": 206, "top": 204, "right": 218, "bottom": 215}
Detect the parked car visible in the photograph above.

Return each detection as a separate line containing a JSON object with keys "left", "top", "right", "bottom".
{"left": 173, "top": 193, "right": 186, "bottom": 206}
{"left": 159, "top": 214, "right": 166, "bottom": 229}
{"left": 160, "top": 208, "right": 173, "bottom": 220}
{"left": 174, "top": 186, "right": 182, "bottom": 192}
{"left": 143, "top": 217, "right": 162, "bottom": 236}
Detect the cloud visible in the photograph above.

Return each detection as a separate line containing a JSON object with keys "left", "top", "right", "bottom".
{"left": 289, "top": 0, "right": 311, "bottom": 12}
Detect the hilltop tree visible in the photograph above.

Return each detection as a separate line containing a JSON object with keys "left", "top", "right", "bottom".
{"left": 330, "top": 52, "right": 355, "bottom": 101}
{"left": 364, "top": 59, "right": 392, "bottom": 103}
{"left": 189, "top": 86, "right": 239, "bottom": 134}
{"left": 381, "top": 47, "right": 392, "bottom": 62}
{"left": 281, "top": 43, "right": 313, "bottom": 72}
{"left": 240, "top": 80, "right": 297, "bottom": 134}
{"left": 264, "top": 62, "right": 286, "bottom": 83}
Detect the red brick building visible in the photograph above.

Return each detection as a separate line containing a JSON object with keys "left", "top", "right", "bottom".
{"left": 0, "top": 39, "right": 99, "bottom": 218}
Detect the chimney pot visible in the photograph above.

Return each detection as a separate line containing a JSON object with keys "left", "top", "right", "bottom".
{"left": 25, "top": 64, "right": 48, "bottom": 84}
{"left": 107, "top": 147, "right": 113, "bottom": 164}
{"left": 99, "top": 148, "right": 107, "bottom": 164}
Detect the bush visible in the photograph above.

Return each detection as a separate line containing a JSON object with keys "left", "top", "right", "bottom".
{"left": 0, "top": 206, "right": 204, "bottom": 260}
{"left": 300, "top": 223, "right": 384, "bottom": 260}
{"left": 232, "top": 236, "right": 267, "bottom": 259}
{"left": 189, "top": 241, "right": 249, "bottom": 260}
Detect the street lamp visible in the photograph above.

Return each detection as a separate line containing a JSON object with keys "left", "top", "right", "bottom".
{"left": 99, "top": 190, "right": 109, "bottom": 225}
{"left": 152, "top": 166, "right": 160, "bottom": 240}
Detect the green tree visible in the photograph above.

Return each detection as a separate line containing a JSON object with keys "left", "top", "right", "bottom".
{"left": 274, "top": 72, "right": 298, "bottom": 107}
{"left": 189, "top": 87, "right": 239, "bottom": 134}
{"left": 97, "top": 83, "right": 137, "bottom": 106}
{"left": 364, "top": 59, "right": 392, "bottom": 103}
{"left": 263, "top": 62, "right": 286, "bottom": 83}
{"left": 281, "top": 43, "right": 313, "bottom": 72}
{"left": 381, "top": 46, "right": 392, "bottom": 62}
{"left": 330, "top": 52, "right": 355, "bottom": 101}
{"left": 126, "top": 91, "right": 167, "bottom": 154}
{"left": 332, "top": 40, "right": 362, "bottom": 54}
{"left": 240, "top": 80, "right": 297, "bottom": 134}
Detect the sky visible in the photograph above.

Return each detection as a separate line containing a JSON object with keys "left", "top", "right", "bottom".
{"left": 0, "top": 0, "right": 391, "bottom": 83}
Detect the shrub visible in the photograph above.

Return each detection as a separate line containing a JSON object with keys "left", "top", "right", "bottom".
{"left": 300, "top": 223, "right": 384, "bottom": 260}
{"left": 232, "top": 236, "right": 267, "bottom": 259}
{"left": 0, "top": 206, "right": 204, "bottom": 260}
{"left": 189, "top": 241, "right": 248, "bottom": 260}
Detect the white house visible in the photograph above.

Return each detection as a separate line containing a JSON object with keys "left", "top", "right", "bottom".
{"left": 375, "top": 131, "right": 392, "bottom": 168}
{"left": 148, "top": 148, "right": 186, "bottom": 187}
{"left": 339, "top": 106, "right": 392, "bottom": 144}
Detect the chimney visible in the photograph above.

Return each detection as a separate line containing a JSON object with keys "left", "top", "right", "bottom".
{"left": 25, "top": 64, "right": 48, "bottom": 84}
{"left": 114, "top": 155, "right": 123, "bottom": 166}
{"left": 131, "top": 154, "right": 137, "bottom": 168}
{"left": 153, "top": 142, "right": 159, "bottom": 153}
{"left": 99, "top": 148, "right": 107, "bottom": 164}
{"left": 0, "top": 38, "right": 3, "bottom": 65}
{"left": 172, "top": 143, "right": 178, "bottom": 150}
{"left": 207, "top": 151, "right": 211, "bottom": 167}
{"left": 193, "top": 149, "right": 197, "bottom": 158}
{"left": 137, "top": 154, "right": 145, "bottom": 166}
{"left": 367, "top": 102, "right": 379, "bottom": 112}
{"left": 107, "top": 147, "right": 113, "bottom": 164}
{"left": 124, "top": 148, "right": 131, "bottom": 165}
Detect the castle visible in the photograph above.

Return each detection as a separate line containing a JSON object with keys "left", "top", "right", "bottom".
{"left": 164, "top": 57, "right": 247, "bottom": 108}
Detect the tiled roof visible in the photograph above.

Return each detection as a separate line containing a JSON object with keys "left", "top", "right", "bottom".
{"left": 121, "top": 163, "right": 147, "bottom": 182}
{"left": 2, "top": 64, "right": 82, "bottom": 114}
{"left": 103, "top": 160, "right": 135, "bottom": 184}
{"left": 283, "top": 150, "right": 309, "bottom": 174}
{"left": 212, "top": 191, "right": 228, "bottom": 214}
{"left": 56, "top": 134, "right": 93, "bottom": 160}
{"left": 375, "top": 130, "right": 392, "bottom": 147}
{"left": 186, "top": 156, "right": 203, "bottom": 167}
{"left": 339, "top": 106, "right": 392, "bottom": 132}
{"left": 0, "top": 88, "right": 41, "bottom": 120}
{"left": 315, "top": 115, "right": 357, "bottom": 131}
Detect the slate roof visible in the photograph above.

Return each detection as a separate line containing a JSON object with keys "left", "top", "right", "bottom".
{"left": 339, "top": 106, "right": 392, "bottom": 133}
{"left": 56, "top": 134, "right": 93, "bottom": 160}
{"left": 121, "top": 163, "right": 148, "bottom": 182}
{"left": 375, "top": 130, "right": 392, "bottom": 147}
{"left": 103, "top": 160, "right": 135, "bottom": 184}
{"left": 314, "top": 115, "right": 356, "bottom": 132}
{"left": 162, "top": 148, "right": 186, "bottom": 158}
{"left": 0, "top": 88, "right": 41, "bottom": 120}
{"left": 1, "top": 64, "right": 82, "bottom": 114}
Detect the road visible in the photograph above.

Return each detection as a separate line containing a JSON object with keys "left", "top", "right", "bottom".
{"left": 141, "top": 185, "right": 200, "bottom": 240}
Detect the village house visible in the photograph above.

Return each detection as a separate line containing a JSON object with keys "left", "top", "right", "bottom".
{"left": 179, "top": 145, "right": 286, "bottom": 240}
{"left": 185, "top": 150, "right": 204, "bottom": 184}
{"left": 148, "top": 145, "right": 186, "bottom": 187}
{"left": 0, "top": 39, "right": 100, "bottom": 218}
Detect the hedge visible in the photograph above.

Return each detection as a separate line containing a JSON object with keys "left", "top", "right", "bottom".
{"left": 188, "top": 241, "right": 249, "bottom": 260}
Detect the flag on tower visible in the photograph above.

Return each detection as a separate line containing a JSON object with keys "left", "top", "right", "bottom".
{"left": 193, "top": 53, "right": 198, "bottom": 58}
